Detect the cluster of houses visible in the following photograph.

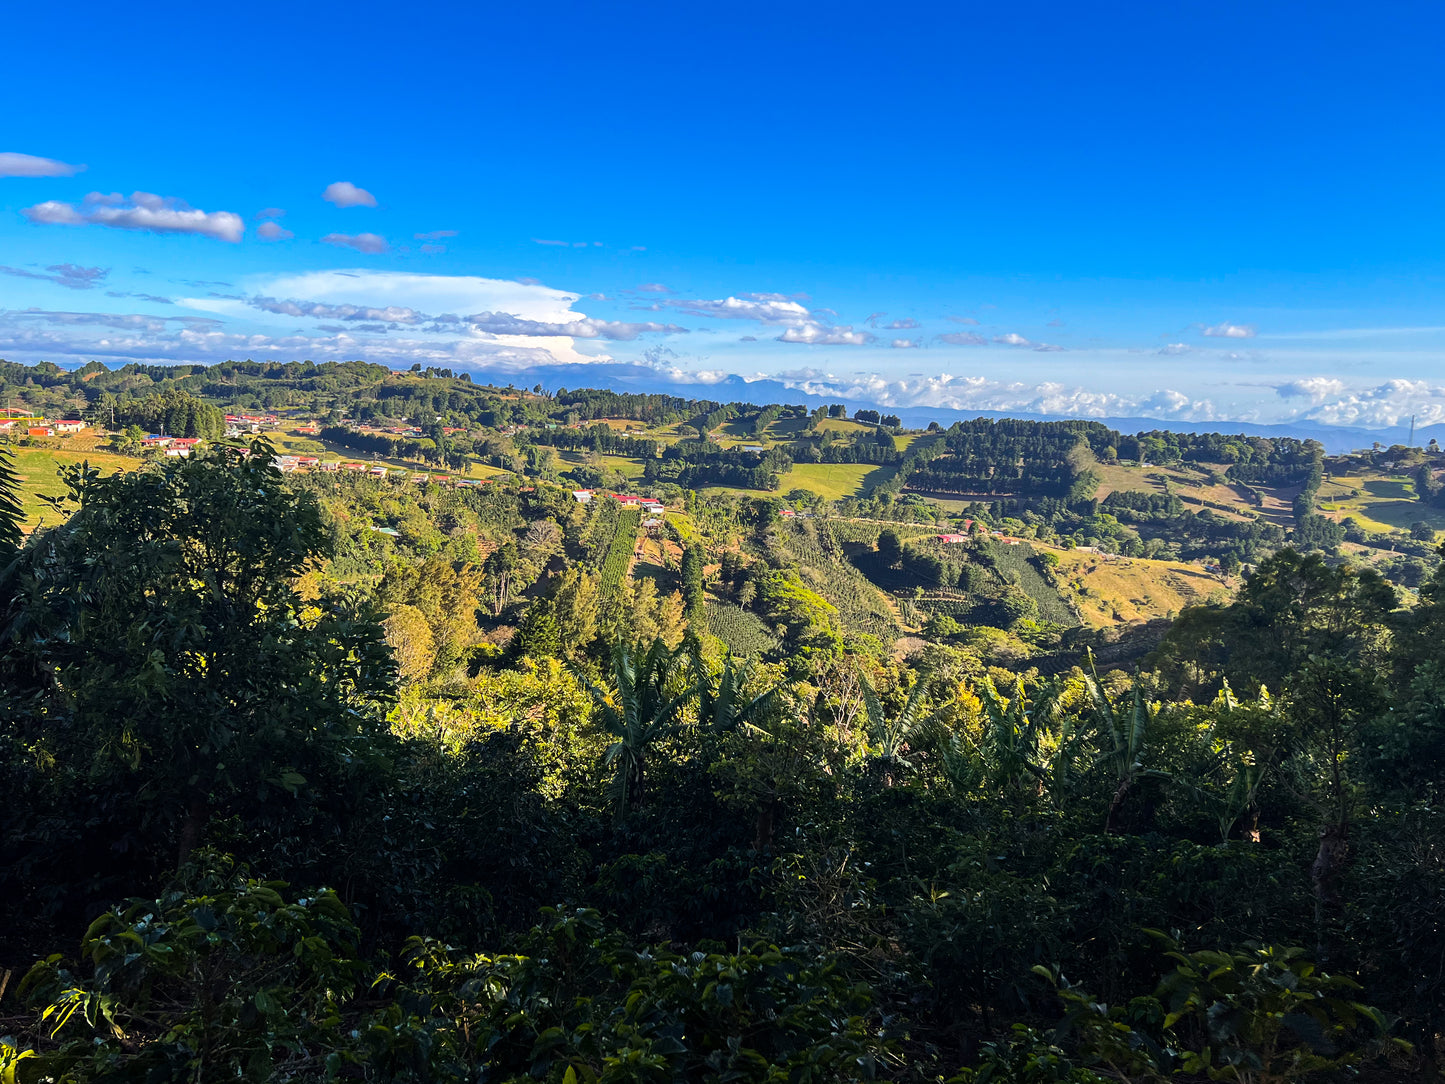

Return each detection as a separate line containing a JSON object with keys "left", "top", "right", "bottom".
{"left": 572, "top": 489, "right": 665, "bottom": 512}
{"left": 572, "top": 489, "right": 667, "bottom": 525}
{"left": 1, "top": 408, "right": 86, "bottom": 437}
{"left": 140, "top": 435, "right": 203, "bottom": 456}
{"left": 270, "top": 453, "right": 495, "bottom": 490}
{"left": 224, "top": 413, "right": 281, "bottom": 436}
{"left": 351, "top": 423, "right": 472, "bottom": 439}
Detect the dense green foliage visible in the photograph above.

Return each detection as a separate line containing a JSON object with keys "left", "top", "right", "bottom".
{"left": 3, "top": 364, "right": 1445, "bottom": 1082}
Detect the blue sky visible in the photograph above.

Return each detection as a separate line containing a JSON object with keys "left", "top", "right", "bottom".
{"left": 3, "top": 0, "right": 1445, "bottom": 427}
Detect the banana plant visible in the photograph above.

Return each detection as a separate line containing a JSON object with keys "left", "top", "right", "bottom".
{"left": 1190, "top": 679, "right": 1276, "bottom": 842}
{"left": 1083, "top": 663, "right": 1170, "bottom": 834}
{"left": 690, "top": 644, "right": 781, "bottom": 736}
{"left": 975, "top": 676, "right": 1055, "bottom": 798}
{"left": 861, "top": 668, "right": 933, "bottom": 782}
{"left": 575, "top": 638, "right": 695, "bottom": 819}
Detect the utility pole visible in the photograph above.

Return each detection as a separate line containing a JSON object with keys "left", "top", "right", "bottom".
{"left": 1409, "top": 413, "right": 1416, "bottom": 448}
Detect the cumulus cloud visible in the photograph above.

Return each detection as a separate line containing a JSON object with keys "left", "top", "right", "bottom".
{"left": 890, "top": 338, "right": 919, "bottom": 348}
{"left": 1202, "top": 322, "right": 1256, "bottom": 338}
{"left": 415, "top": 230, "right": 457, "bottom": 241}
{"left": 667, "top": 292, "right": 870, "bottom": 346}
{"left": 885, "top": 317, "right": 921, "bottom": 329}
{"left": 321, "top": 232, "right": 388, "bottom": 254}
{"left": 938, "top": 331, "right": 985, "bottom": 346}
{"left": 994, "top": 332, "right": 1032, "bottom": 346}
{"left": 22, "top": 191, "right": 244, "bottom": 242}
{"left": 322, "top": 181, "right": 377, "bottom": 208}
{"left": 776, "top": 324, "right": 873, "bottom": 345}
{"left": 1293, "top": 379, "right": 1445, "bottom": 427}
{"left": 1158, "top": 342, "right": 1191, "bottom": 355}
{"left": 0, "top": 152, "right": 84, "bottom": 178}
{"left": 257, "top": 221, "right": 294, "bottom": 242}
{"left": 672, "top": 295, "right": 812, "bottom": 324}
{"left": 1276, "top": 377, "right": 1347, "bottom": 401}
{"left": 771, "top": 369, "right": 1217, "bottom": 421}
{"left": 0, "top": 263, "right": 108, "bottom": 290}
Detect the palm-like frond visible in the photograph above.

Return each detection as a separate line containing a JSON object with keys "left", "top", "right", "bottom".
{"left": 862, "top": 668, "right": 934, "bottom": 765}
{"left": 575, "top": 637, "right": 697, "bottom": 818}
{"left": 1082, "top": 657, "right": 1169, "bottom": 833}
{"left": 700, "top": 650, "right": 781, "bottom": 735}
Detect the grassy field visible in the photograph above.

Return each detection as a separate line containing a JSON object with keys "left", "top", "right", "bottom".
{"left": 779, "top": 462, "right": 891, "bottom": 500}
{"left": 814, "top": 417, "right": 871, "bottom": 435}
{"left": 597, "top": 454, "right": 647, "bottom": 480}
{"left": 1052, "top": 548, "right": 1231, "bottom": 627}
{"left": 11, "top": 443, "right": 137, "bottom": 531}
{"left": 1316, "top": 473, "right": 1445, "bottom": 535}
{"left": 762, "top": 415, "right": 809, "bottom": 442}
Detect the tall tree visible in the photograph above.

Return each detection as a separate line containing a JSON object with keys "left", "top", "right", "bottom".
{"left": 0, "top": 442, "right": 396, "bottom": 904}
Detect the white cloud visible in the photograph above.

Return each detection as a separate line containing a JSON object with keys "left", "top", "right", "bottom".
{"left": 994, "top": 332, "right": 1032, "bottom": 346}
{"left": 257, "top": 221, "right": 294, "bottom": 242}
{"left": 322, "top": 181, "right": 377, "bottom": 208}
{"left": 1276, "top": 377, "right": 1346, "bottom": 401}
{"left": 1295, "top": 379, "right": 1445, "bottom": 428}
{"left": 1158, "top": 342, "right": 1191, "bottom": 355}
{"left": 776, "top": 324, "right": 873, "bottom": 345}
{"left": 22, "top": 191, "right": 244, "bottom": 242}
{"left": 885, "top": 317, "right": 920, "bottom": 329}
{"left": 673, "top": 295, "right": 812, "bottom": 324}
{"left": 771, "top": 369, "right": 1218, "bottom": 421}
{"left": 1201, "top": 322, "right": 1256, "bottom": 338}
{"left": 890, "top": 338, "right": 919, "bottom": 348}
{"left": 0, "top": 152, "right": 84, "bottom": 178}
{"left": 321, "top": 232, "right": 388, "bottom": 254}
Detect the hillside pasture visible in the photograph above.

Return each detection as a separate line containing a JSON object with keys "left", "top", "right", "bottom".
{"left": 10, "top": 443, "right": 137, "bottom": 531}
{"left": 1316, "top": 473, "right": 1445, "bottom": 534}
{"left": 1052, "top": 548, "right": 1229, "bottom": 627}
{"left": 781, "top": 462, "right": 892, "bottom": 500}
